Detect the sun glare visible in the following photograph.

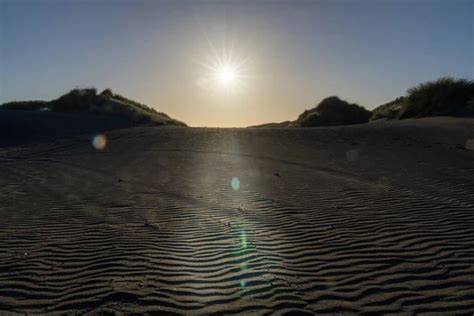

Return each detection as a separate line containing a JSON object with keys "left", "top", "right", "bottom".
{"left": 197, "top": 45, "right": 249, "bottom": 94}
{"left": 210, "top": 61, "right": 241, "bottom": 91}
{"left": 216, "top": 65, "right": 237, "bottom": 85}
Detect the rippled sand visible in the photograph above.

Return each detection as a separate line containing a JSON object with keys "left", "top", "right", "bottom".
{"left": 1, "top": 117, "right": 473, "bottom": 314}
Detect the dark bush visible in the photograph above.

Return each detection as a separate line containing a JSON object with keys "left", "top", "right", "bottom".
{"left": 399, "top": 77, "right": 474, "bottom": 118}
{"left": 297, "top": 96, "right": 371, "bottom": 127}
{"left": 100, "top": 88, "right": 114, "bottom": 98}
{"left": 50, "top": 88, "right": 99, "bottom": 112}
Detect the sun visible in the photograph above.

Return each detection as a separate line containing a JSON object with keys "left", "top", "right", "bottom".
{"left": 197, "top": 46, "right": 249, "bottom": 94}
{"left": 216, "top": 65, "right": 237, "bottom": 86}
{"left": 210, "top": 60, "right": 242, "bottom": 91}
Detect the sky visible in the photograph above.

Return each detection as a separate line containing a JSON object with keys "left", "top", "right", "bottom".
{"left": 1, "top": 0, "right": 472, "bottom": 127}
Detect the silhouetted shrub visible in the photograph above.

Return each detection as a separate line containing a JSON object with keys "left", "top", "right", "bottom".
{"left": 399, "top": 77, "right": 474, "bottom": 118}
{"left": 50, "top": 88, "right": 99, "bottom": 112}
{"left": 100, "top": 88, "right": 114, "bottom": 98}
{"left": 297, "top": 96, "right": 371, "bottom": 127}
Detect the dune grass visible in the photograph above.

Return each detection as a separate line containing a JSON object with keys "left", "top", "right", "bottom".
{"left": 399, "top": 77, "right": 474, "bottom": 119}
{"left": 2, "top": 88, "right": 186, "bottom": 126}
{"left": 371, "top": 97, "right": 406, "bottom": 120}
{"left": 372, "top": 77, "right": 474, "bottom": 120}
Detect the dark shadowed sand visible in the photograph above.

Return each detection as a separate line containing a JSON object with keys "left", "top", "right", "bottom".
{"left": 1, "top": 117, "right": 473, "bottom": 314}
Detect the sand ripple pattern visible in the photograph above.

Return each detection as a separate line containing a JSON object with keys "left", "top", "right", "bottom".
{"left": 0, "top": 125, "right": 473, "bottom": 314}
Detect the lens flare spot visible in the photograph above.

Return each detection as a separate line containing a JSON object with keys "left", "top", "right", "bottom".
{"left": 346, "top": 149, "right": 359, "bottom": 162}
{"left": 92, "top": 134, "right": 107, "bottom": 150}
{"left": 231, "top": 177, "right": 240, "bottom": 191}
{"left": 466, "top": 139, "right": 474, "bottom": 151}
{"left": 240, "top": 230, "right": 248, "bottom": 249}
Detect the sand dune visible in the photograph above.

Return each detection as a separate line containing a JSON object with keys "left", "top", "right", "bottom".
{"left": 0, "top": 117, "right": 473, "bottom": 314}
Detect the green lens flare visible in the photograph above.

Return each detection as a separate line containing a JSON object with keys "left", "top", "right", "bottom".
{"left": 240, "top": 230, "right": 247, "bottom": 249}
{"left": 231, "top": 176, "right": 240, "bottom": 190}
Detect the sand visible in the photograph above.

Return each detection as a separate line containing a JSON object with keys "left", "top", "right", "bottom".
{"left": 0, "top": 117, "right": 473, "bottom": 314}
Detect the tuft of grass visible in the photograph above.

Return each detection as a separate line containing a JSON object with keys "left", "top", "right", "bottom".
{"left": 100, "top": 88, "right": 114, "bottom": 98}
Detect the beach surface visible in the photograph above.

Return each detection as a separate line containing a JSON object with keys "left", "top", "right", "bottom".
{"left": 1, "top": 117, "right": 473, "bottom": 314}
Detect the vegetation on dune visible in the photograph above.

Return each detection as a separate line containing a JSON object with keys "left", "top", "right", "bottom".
{"left": 50, "top": 88, "right": 99, "bottom": 112}
{"left": 296, "top": 96, "right": 372, "bottom": 127}
{"left": 248, "top": 96, "right": 371, "bottom": 128}
{"left": 2, "top": 88, "right": 186, "bottom": 126}
{"left": 372, "top": 77, "right": 474, "bottom": 120}
{"left": 2, "top": 100, "right": 48, "bottom": 111}
{"left": 248, "top": 121, "right": 292, "bottom": 128}
{"left": 371, "top": 97, "right": 406, "bottom": 120}
{"left": 100, "top": 88, "right": 114, "bottom": 98}
{"left": 4, "top": 77, "right": 473, "bottom": 129}
{"left": 252, "top": 76, "right": 474, "bottom": 128}
{"left": 399, "top": 77, "right": 474, "bottom": 119}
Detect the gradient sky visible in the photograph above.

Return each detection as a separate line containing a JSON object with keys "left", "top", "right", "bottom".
{"left": 1, "top": 0, "right": 472, "bottom": 127}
